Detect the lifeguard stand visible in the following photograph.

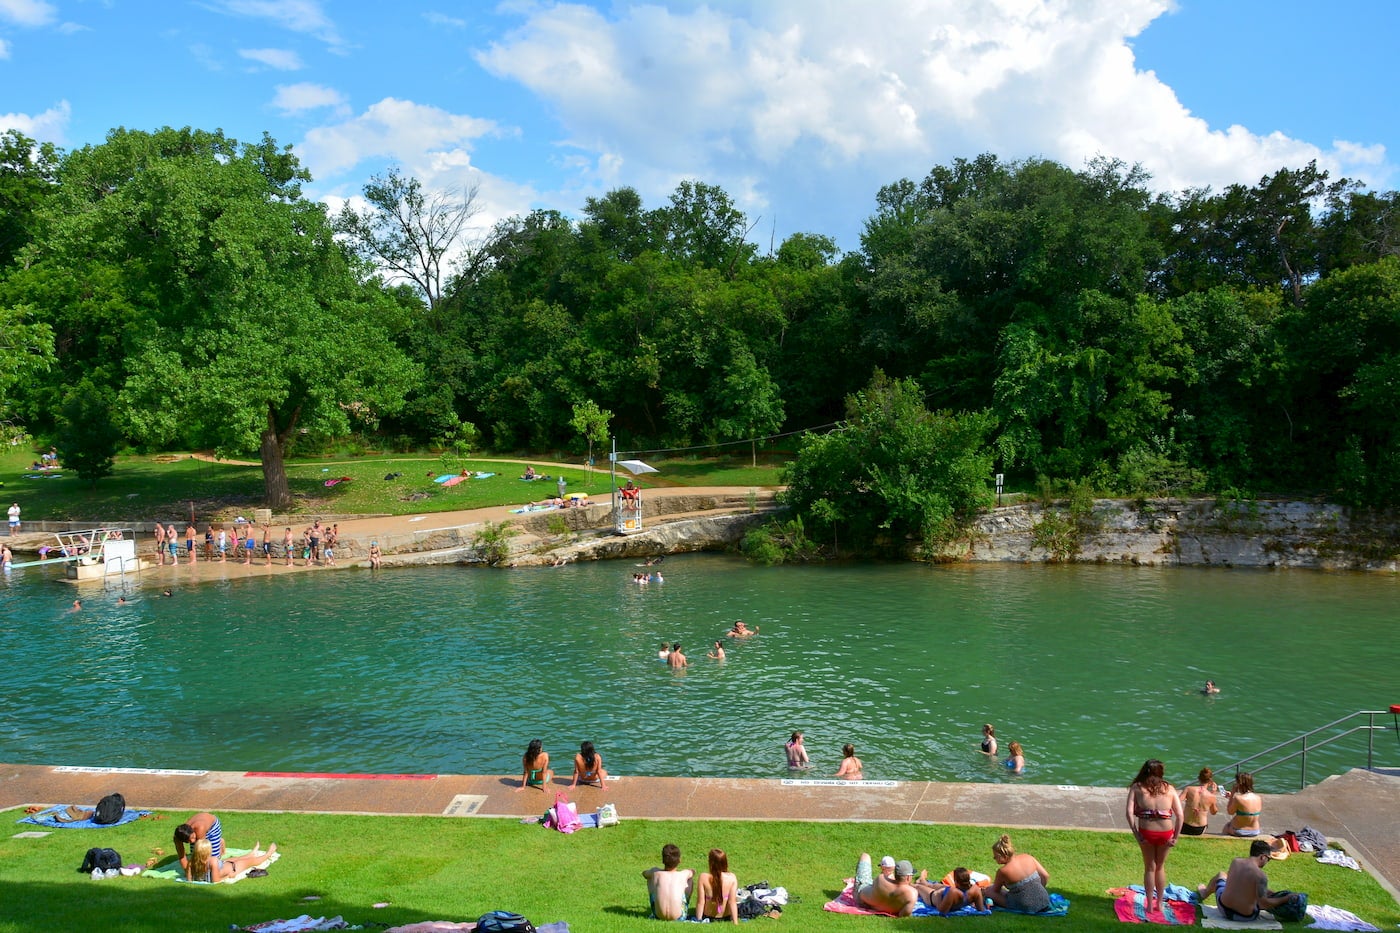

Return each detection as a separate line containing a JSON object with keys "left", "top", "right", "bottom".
{"left": 610, "top": 444, "right": 658, "bottom": 535}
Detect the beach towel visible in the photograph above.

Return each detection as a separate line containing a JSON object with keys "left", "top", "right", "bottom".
{"left": 508, "top": 504, "right": 557, "bottom": 514}
{"left": 441, "top": 475, "right": 467, "bottom": 487}
{"left": 323, "top": 477, "right": 352, "bottom": 487}
{"left": 433, "top": 474, "right": 454, "bottom": 484}
{"left": 993, "top": 892, "right": 1071, "bottom": 917}
{"left": 1303, "top": 905, "right": 1379, "bottom": 931}
{"left": 144, "top": 848, "right": 279, "bottom": 884}
{"left": 243, "top": 917, "right": 349, "bottom": 932}
{"left": 1111, "top": 891, "right": 1196, "bottom": 924}
{"left": 820, "top": 881, "right": 972, "bottom": 918}
{"left": 1199, "top": 905, "right": 1280, "bottom": 929}
{"left": 473, "top": 472, "right": 496, "bottom": 479}
{"left": 21, "top": 804, "right": 149, "bottom": 829}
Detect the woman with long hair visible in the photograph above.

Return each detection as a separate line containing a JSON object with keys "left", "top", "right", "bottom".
{"left": 514, "top": 738, "right": 553, "bottom": 792}
{"left": 834, "top": 743, "right": 863, "bottom": 780}
{"left": 1126, "top": 759, "right": 1183, "bottom": 913}
{"left": 1224, "top": 772, "right": 1263, "bottom": 836}
{"left": 571, "top": 740, "right": 607, "bottom": 789}
{"left": 785, "top": 731, "right": 810, "bottom": 769}
{"left": 980, "top": 723, "right": 998, "bottom": 757}
{"left": 186, "top": 838, "right": 276, "bottom": 883}
{"left": 1180, "top": 766, "right": 1220, "bottom": 836}
{"left": 1006, "top": 741, "right": 1025, "bottom": 774}
{"left": 695, "top": 847, "right": 739, "bottom": 923}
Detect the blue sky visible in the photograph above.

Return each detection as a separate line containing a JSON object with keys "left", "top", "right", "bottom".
{"left": 3, "top": 0, "right": 1396, "bottom": 254}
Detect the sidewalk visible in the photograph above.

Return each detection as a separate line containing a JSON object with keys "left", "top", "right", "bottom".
{"left": 4, "top": 762, "right": 1396, "bottom": 901}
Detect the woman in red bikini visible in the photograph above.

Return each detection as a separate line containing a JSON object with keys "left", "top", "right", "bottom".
{"left": 1125, "top": 759, "right": 1183, "bottom": 914}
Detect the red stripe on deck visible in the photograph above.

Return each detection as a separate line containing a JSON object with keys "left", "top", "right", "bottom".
{"left": 243, "top": 771, "right": 437, "bottom": 781}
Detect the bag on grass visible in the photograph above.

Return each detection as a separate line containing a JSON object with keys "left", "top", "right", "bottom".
{"left": 475, "top": 910, "right": 536, "bottom": 932}
{"left": 596, "top": 803, "right": 619, "bottom": 826}
{"left": 1270, "top": 891, "right": 1308, "bottom": 922}
{"left": 93, "top": 792, "right": 125, "bottom": 825}
{"left": 78, "top": 848, "right": 121, "bottom": 873}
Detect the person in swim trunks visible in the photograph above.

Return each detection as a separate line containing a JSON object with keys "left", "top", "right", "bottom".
{"left": 1197, "top": 840, "right": 1294, "bottom": 920}
{"left": 853, "top": 853, "right": 919, "bottom": 917}
{"left": 642, "top": 843, "right": 694, "bottom": 920}
{"left": 987, "top": 834, "right": 1051, "bottom": 913}
{"left": 1126, "top": 758, "right": 1183, "bottom": 914}
{"left": 174, "top": 812, "right": 225, "bottom": 872}
{"left": 1224, "top": 772, "right": 1264, "bottom": 836}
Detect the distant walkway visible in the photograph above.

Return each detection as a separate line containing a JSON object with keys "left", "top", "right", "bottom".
{"left": 3, "top": 763, "right": 1395, "bottom": 901}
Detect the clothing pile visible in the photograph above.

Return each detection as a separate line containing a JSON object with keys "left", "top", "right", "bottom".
{"left": 736, "top": 881, "right": 789, "bottom": 919}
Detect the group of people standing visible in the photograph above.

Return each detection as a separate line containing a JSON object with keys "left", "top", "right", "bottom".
{"left": 149, "top": 520, "right": 342, "bottom": 567}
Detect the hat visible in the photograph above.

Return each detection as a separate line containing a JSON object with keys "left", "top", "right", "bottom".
{"left": 878, "top": 856, "right": 896, "bottom": 869}
{"left": 895, "top": 859, "right": 915, "bottom": 878}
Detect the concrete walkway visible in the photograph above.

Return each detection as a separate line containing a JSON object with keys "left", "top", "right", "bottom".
{"left": 4, "top": 762, "right": 1396, "bottom": 903}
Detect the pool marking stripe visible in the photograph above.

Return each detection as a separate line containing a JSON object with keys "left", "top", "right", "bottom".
{"left": 243, "top": 771, "right": 437, "bottom": 780}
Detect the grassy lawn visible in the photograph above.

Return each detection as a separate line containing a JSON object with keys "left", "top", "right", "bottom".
{"left": 2, "top": 810, "right": 1394, "bottom": 933}
{"left": 0, "top": 446, "right": 785, "bottom": 523}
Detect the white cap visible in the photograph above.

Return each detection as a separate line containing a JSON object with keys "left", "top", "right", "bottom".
{"left": 879, "top": 856, "right": 896, "bottom": 869}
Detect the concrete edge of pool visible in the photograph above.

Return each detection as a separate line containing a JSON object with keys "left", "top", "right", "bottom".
{"left": 4, "top": 762, "right": 1397, "bottom": 904}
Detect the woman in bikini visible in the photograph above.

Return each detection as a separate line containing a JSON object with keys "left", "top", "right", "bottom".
{"left": 1224, "top": 771, "right": 1263, "bottom": 836}
{"left": 785, "top": 731, "right": 810, "bottom": 769}
{"left": 186, "top": 838, "right": 277, "bottom": 882}
{"left": 834, "top": 743, "right": 863, "bottom": 780}
{"left": 514, "top": 738, "right": 553, "bottom": 792}
{"left": 695, "top": 847, "right": 740, "bottom": 923}
{"left": 570, "top": 740, "right": 607, "bottom": 789}
{"left": 1180, "top": 766, "right": 1220, "bottom": 836}
{"left": 1125, "top": 759, "right": 1183, "bottom": 914}
{"left": 1006, "top": 741, "right": 1025, "bottom": 774}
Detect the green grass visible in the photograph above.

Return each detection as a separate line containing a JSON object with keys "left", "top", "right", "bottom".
{"left": 0, "top": 445, "right": 787, "bottom": 523}
{"left": 2, "top": 810, "right": 1394, "bottom": 933}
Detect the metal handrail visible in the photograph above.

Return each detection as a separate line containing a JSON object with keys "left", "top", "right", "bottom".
{"left": 1214, "top": 709, "right": 1398, "bottom": 790}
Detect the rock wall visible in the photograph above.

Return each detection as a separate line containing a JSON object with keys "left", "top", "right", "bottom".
{"left": 960, "top": 499, "right": 1400, "bottom": 571}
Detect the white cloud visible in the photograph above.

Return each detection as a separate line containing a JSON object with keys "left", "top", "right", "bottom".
{"left": 272, "top": 82, "right": 348, "bottom": 115}
{"left": 300, "top": 98, "right": 532, "bottom": 252}
{"left": 0, "top": 100, "right": 71, "bottom": 143}
{"left": 57, "top": 21, "right": 90, "bottom": 35}
{"left": 0, "top": 0, "right": 57, "bottom": 28}
{"left": 475, "top": 0, "right": 1391, "bottom": 244}
{"left": 240, "top": 47, "right": 304, "bottom": 70}
{"left": 423, "top": 11, "right": 466, "bottom": 29}
{"left": 211, "top": 0, "right": 344, "bottom": 50}
{"left": 0, "top": 37, "right": 8, "bottom": 58}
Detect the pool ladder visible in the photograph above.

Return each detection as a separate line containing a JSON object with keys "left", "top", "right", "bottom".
{"left": 1214, "top": 708, "right": 1399, "bottom": 789}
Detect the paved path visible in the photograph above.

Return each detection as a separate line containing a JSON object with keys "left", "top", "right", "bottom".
{"left": 4, "top": 763, "right": 1396, "bottom": 902}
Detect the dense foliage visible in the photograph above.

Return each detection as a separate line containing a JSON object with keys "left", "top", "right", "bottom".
{"left": 5, "top": 127, "right": 1400, "bottom": 517}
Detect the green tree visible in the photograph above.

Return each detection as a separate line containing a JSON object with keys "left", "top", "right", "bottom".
{"left": 53, "top": 377, "right": 121, "bottom": 486}
{"left": 569, "top": 399, "right": 612, "bottom": 478}
{"left": 0, "top": 129, "right": 60, "bottom": 269}
{"left": 781, "top": 372, "right": 996, "bottom": 556}
{"left": 27, "top": 127, "right": 420, "bottom": 509}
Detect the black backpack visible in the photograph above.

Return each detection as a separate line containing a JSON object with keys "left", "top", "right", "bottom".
{"left": 92, "top": 793, "right": 125, "bottom": 825}
{"left": 78, "top": 848, "right": 122, "bottom": 873}
{"left": 475, "top": 911, "right": 536, "bottom": 933}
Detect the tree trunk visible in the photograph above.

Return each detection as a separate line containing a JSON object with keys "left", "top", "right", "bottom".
{"left": 261, "top": 427, "right": 293, "bottom": 511}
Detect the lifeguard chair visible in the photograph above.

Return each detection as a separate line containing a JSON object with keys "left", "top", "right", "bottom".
{"left": 610, "top": 445, "right": 658, "bottom": 535}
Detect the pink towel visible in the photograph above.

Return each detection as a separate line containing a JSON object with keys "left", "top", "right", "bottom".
{"left": 1113, "top": 892, "right": 1197, "bottom": 925}
{"left": 822, "top": 880, "right": 899, "bottom": 916}
{"left": 442, "top": 475, "right": 467, "bottom": 487}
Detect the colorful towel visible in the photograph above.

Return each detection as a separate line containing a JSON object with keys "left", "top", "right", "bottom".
{"left": 441, "top": 475, "right": 467, "bottom": 487}
{"left": 20, "top": 805, "right": 150, "bottom": 829}
{"left": 433, "top": 474, "right": 454, "bottom": 484}
{"left": 143, "top": 848, "right": 279, "bottom": 884}
{"left": 820, "top": 881, "right": 973, "bottom": 918}
{"left": 1112, "top": 892, "right": 1197, "bottom": 924}
{"left": 1199, "top": 905, "right": 1280, "bottom": 929}
{"left": 993, "top": 892, "right": 1071, "bottom": 917}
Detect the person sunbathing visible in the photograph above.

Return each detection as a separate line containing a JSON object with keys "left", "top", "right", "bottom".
{"left": 853, "top": 853, "right": 919, "bottom": 916}
{"left": 185, "top": 838, "right": 276, "bottom": 882}
{"left": 915, "top": 866, "right": 987, "bottom": 914}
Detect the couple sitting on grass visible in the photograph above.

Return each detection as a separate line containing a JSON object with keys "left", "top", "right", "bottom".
{"left": 642, "top": 843, "right": 740, "bottom": 923}
{"left": 853, "top": 833, "right": 1050, "bottom": 916}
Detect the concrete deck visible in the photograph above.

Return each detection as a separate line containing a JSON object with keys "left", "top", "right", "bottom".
{"left": 4, "top": 763, "right": 1396, "bottom": 903}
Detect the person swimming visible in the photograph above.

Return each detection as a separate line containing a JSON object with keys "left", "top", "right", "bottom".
{"left": 1202, "top": 680, "right": 1220, "bottom": 694}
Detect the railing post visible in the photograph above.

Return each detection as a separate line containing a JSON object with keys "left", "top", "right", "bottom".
{"left": 1299, "top": 736, "right": 1307, "bottom": 790}
{"left": 1368, "top": 712, "right": 1375, "bottom": 770}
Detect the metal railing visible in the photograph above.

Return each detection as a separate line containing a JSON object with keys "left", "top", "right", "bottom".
{"left": 1214, "top": 709, "right": 1399, "bottom": 789}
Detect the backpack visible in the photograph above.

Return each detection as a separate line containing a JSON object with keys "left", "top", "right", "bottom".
{"left": 475, "top": 910, "right": 536, "bottom": 933}
{"left": 78, "top": 848, "right": 122, "bottom": 873}
{"left": 1271, "top": 892, "right": 1308, "bottom": 923}
{"left": 92, "top": 793, "right": 125, "bottom": 825}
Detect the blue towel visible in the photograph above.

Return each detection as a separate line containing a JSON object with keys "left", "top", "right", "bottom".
{"left": 1128, "top": 883, "right": 1196, "bottom": 903}
{"left": 20, "top": 805, "right": 150, "bottom": 829}
{"left": 433, "top": 474, "right": 454, "bottom": 484}
{"left": 993, "top": 893, "right": 1070, "bottom": 917}
{"left": 473, "top": 472, "right": 496, "bottom": 479}
{"left": 913, "top": 902, "right": 993, "bottom": 918}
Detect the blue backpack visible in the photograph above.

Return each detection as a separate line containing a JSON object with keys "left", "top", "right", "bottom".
{"left": 475, "top": 912, "right": 535, "bottom": 933}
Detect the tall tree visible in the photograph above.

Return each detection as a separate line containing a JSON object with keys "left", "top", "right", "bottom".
{"left": 27, "top": 127, "right": 419, "bottom": 509}
{"left": 334, "top": 168, "right": 482, "bottom": 313}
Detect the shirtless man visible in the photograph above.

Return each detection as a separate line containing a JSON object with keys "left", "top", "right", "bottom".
{"left": 1198, "top": 840, "right": 1295, "bottom": 921}
{"left": 174, "top": 811, "right": 226, "bottom": 872}
{"left": 854, "top": 853, "right": 919, "bottom": 917}
{"left": 643, "top": 843, "right": 695, "bottom": 921}
{"left": 726, "top": 620, "right": 759, "bottom": 638}
{"left": 283, "top": 527, "right": 295, "bottom": 566}
{"left": 667, "top": 643, "right": 687, "bottom": 669}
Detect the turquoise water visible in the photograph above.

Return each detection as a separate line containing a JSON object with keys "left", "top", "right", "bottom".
{"left": 2, "top": 556, "right": 1395, "bottom": 790}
